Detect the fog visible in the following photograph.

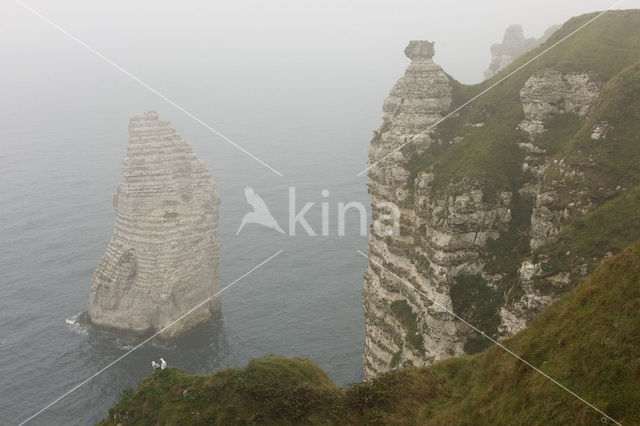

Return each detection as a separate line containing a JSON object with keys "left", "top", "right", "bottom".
{"left": 2, "top": 1, "right": 639, "bottom": 100}
{"left": 3, "top": 0, "right": 638, "bottom": 172}
{"left": 3, "top": 1, "right": 639, "bottom": 81}
{"left": 0, "top": 0, "right": 640, "bottom": 85}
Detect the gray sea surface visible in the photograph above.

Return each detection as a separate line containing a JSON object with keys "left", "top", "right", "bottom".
{"left": 0, "top": 36, "right": 387, "bottom": 426}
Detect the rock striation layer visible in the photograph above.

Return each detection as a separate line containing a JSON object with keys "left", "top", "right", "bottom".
{"left": 484, "top": 24, "right": 559, "bottom": 80}
{"left": 87, "top": 111, "right": 221, "bottom": 339}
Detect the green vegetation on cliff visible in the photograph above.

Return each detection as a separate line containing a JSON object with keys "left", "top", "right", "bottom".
{"left": 390, "top": 299, "right": 426, "bottom": 355}
{"left": 410, "top": 10, "right": 640, "bottom": 195}
{"left": 535, "top": 183, "right": 640, "bottom": 279}
{"left": 100, "top": 240, "right": 640, "bottom": 425}
{"left": 403, "top": 9, "right": 640, "bottom": 349}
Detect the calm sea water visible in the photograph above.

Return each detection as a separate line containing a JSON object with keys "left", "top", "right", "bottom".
{"left": 0, "top": 58, "right": 386, "bottom": 423}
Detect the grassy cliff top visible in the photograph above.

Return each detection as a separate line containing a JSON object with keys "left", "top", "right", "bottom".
{"left": 408, "top": 9, "right": 640, "bottom": 197}
{"left": 100, "top": 238, "right": 640, "bottom": 425}
{"left": 403, "top": 9, "right": 640, "bottom": 352}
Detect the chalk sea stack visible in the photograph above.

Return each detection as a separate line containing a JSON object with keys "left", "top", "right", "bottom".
{"left": 87, "top": 111, "right": 221, "bottom": 339}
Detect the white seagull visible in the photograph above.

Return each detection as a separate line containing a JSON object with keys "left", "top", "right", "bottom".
{"left": 235, "top": 186, "right": 285, "bottom": 235}
{"left": 151, "top": 361, "right": 160, "bottom": 370}
{"left": 160, "top": 358, "right": 167, "bottom": 370}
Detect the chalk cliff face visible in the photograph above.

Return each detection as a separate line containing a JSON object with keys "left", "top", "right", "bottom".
{"left": 88, "top": 111, "right": 221, "bottom": 339}
{"left": 499, "top": 71, "right": 603, "bottom": 333}
{"left": 363, "top": 38, "right": 608, "bottom": 378}
{"left": 364, "top": 41, "right": 466, "bottom": 378}
{"left": 484, "top": 24, "right": 559, "bottom": 80}
{"left": 518, "top": 71, "right": 602, "bottom": 249}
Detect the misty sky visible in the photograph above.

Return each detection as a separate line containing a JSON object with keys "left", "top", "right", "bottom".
{"left": 3, "top": 1, "right": 639, "bottom": 84}
{"left": 2, "top": 0, "right": 640, "bottom": 169}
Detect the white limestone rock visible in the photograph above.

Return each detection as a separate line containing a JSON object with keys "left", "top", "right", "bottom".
{"left": 518, "top": 70, "right": 601, "bottom": 141}
{"left": 516, "top": 71, "right": 601, "bottom": 249}
{"left": 590, "top": 122, "right": 609, "bottom": 140}
{"left": 87, "top": 111, "right": 221, "bottom": 339}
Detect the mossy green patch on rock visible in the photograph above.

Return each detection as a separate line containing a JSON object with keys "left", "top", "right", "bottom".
{"left": 116, "top": 249, "right": 133, "bottom": 266}
{"left": 535, "top": 183, "right": 640, "bottom": 279}
{"left": 390, "top": 299, "right": 426, "bottom": 355}
{"left": 449, "top": 274, "right": 503, "bottom": 354}
{"left": 389, "top": 349, "right": 402, "bottom": 369}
